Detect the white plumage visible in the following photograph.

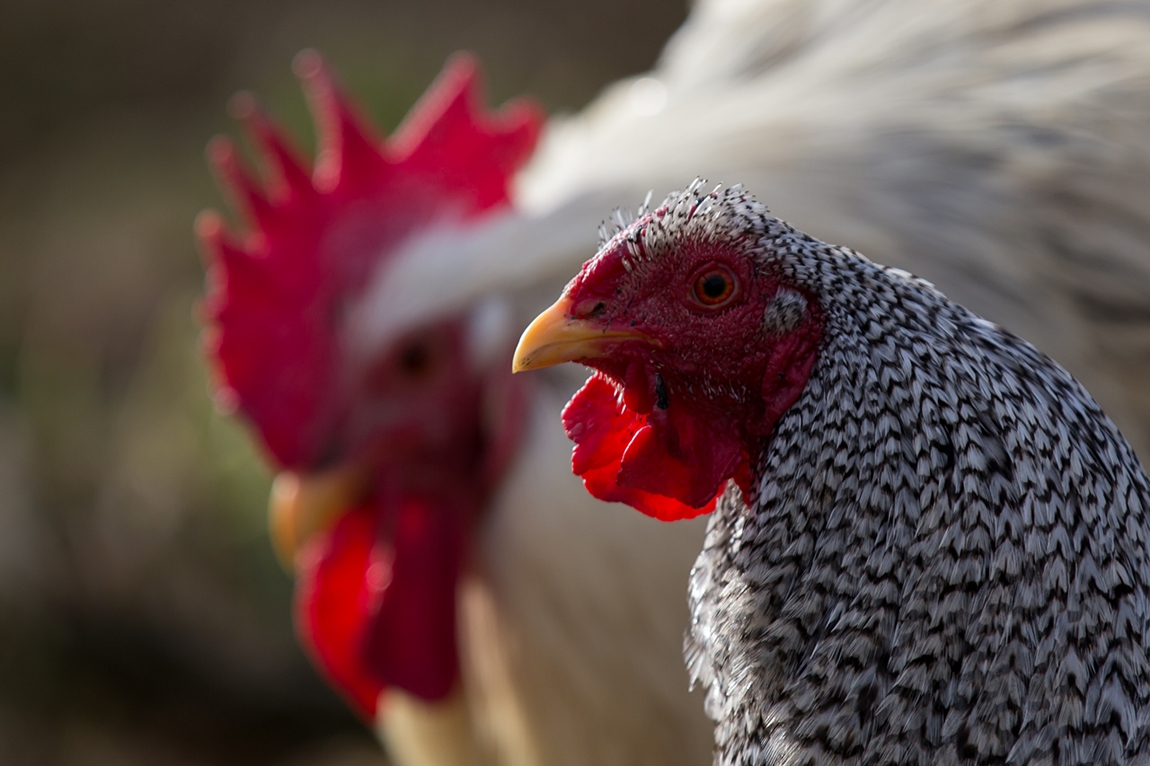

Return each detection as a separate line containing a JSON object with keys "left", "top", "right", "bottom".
{"left": 358, "top": 1, "right": 1150, "bottom": 763}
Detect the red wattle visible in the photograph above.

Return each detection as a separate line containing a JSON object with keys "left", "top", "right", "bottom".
{"left": 295, "top": 491, "right": 470, "bottom": 718}
{"left": 295, "top": 507, "right": 384, "bottom": 719}
{"left": 562, "top": 373, "right": 726, "bottom": 521}
{"left": 617, "top": 397, "right": 744, "bottom": 509}
{"left": 360, "top": 494, "right": 465, "bottom": 701}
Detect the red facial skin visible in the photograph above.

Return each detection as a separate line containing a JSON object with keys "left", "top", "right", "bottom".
{"left": 559, "top": 214, "right": 822, "bottom": 521}
{"left": 198, "top": 54, "right": 541, "bottom": 718}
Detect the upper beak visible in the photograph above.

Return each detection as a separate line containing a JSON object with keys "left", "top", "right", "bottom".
{"left": 268, "top": 465, "right": 367, "bottom": 569}
{"left": 513, "top": 295, "right": 651, "bottom": 372}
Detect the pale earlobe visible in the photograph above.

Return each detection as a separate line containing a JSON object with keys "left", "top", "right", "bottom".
{"left": 762, "top": 288, "right": 807, "bottom": 335}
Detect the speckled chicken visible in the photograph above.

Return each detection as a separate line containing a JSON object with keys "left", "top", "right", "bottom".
{"left": 516, "top": 181, "right": 1150, "bottom": 765}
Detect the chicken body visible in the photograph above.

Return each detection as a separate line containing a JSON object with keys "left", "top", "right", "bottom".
{"left": 516, "top": 183, "right": 1150, "bottom": 765}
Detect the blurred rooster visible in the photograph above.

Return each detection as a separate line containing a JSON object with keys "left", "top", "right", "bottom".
{"left": 200, "top": 0, "right": 1150, "bottom": 765}
{"left": 197, "top": 51, "right": 547, "bottom": 766}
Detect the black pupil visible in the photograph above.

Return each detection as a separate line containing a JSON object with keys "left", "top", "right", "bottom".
{"left": 702, "top": 273, "right": 728, "bottom": 299}
{"left": 400, "top": 344, "right": 430, "bottom": 375}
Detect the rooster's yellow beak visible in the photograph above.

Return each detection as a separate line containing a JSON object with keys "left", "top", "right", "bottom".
{"left": 513, "top": 295, "right": 650, "bottom": 372}
{"left": 268, "top": 465, "right": 366, "bottom": 570}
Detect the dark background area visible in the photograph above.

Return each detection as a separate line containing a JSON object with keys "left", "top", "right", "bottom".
{"left": 0, "top": 1, "right": 687, "bottom": 763}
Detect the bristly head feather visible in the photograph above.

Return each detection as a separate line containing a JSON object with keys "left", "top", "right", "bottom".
{"left": 597, "top": 189, "right": 659, "bottom": 248}
{"left": 608, "top": 179, "right": 775, "bottom": 274}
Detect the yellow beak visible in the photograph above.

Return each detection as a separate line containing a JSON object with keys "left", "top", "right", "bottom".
{"left": 512, "top": 295, "right": 650, "bottom": 372}
{"left": 268, "top": 465, "right": 366, "bottom": 569}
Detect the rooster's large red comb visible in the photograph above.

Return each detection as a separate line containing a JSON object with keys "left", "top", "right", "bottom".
{"left": 198, "top": 52, "right": 543, "bottom": 468}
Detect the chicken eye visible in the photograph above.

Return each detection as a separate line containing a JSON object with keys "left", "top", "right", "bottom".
{"left": 692, "top": 268, "right": 736, "bottom": 306}
{"left": 399, "top": 342, "right": 434, "bottom": 378}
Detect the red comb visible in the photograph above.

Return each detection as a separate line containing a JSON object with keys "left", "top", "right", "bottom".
{"left": 198, "top": 52, "right": 543, "bottom": 468}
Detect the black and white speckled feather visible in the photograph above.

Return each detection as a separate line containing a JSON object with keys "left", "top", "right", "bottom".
{"left": 657, "top": 185, "right": 1150, "bottom": 766}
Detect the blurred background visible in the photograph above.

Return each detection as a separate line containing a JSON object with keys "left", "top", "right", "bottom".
{"left": 0, "top": 1, "right": 687, "bottom": 763}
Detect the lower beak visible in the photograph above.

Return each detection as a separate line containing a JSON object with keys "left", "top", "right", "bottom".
{"left": 512, "top": 295, "right": 650, "bottom": 372}
{"left": 269, "top": 465, "right": 366, "bottom": 569}
{"left": 378, "top": 686, "right": 484, "bottom": 766}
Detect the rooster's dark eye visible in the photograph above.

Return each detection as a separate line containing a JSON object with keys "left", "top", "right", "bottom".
{"left": 399, "top": 342, "right": 433, "bottom": 378}
{"left": 692, "top": 268, "right": 736, "bottom": 307}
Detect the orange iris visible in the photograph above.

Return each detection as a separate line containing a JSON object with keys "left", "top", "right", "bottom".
{"left": 692, "top": 268, "right": 735, "bottom": 306}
